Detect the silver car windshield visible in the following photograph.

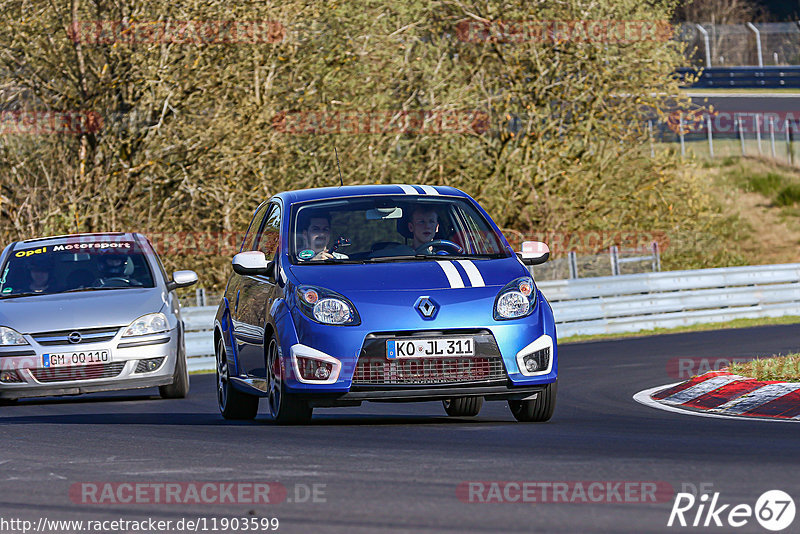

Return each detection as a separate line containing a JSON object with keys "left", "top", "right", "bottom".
{"left": 291, "top": 196, "right": 509, "bottom": 263}
{"left": 0, "top": 242, "right": 156, "bottom": 298}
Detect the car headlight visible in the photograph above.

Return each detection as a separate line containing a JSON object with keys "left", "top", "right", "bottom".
{"left": 295, "top": 286, "right": 360, "bottom": 326}
{"left": 122, "top": 313, "right": 170, "bottom": 337}
{"left": 494, "top": 277, "right": 537, "bottom": 320}
{"left": 0, "top": 326, "right": 28, "bottom": 346}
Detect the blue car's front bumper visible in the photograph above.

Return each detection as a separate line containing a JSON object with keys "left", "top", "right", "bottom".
{"left": 268, "top": 286, "right": 557, "bottom": 401}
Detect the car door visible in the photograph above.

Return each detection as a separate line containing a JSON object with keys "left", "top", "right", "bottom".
{"left": 234, "top": 200, "right": 282, "bottom": 378}
{"left": 229, "top": 202, "right": 269, "bottom": 375}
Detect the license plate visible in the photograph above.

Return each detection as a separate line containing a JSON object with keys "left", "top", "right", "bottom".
{"left": 42, "top": 350, "right": 110, "bottom": 368}
{"left": 386, "top": 337, "right": 474, "bottom": 359}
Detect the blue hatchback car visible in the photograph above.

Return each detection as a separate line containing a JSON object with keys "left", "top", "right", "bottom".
{"left": 214, "top": 185, "right": 556, "bottom": 423}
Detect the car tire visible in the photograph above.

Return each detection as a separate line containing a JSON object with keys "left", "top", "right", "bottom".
{"left": 159, "top": 334, "right": 190, "bottom": 399}
{"left": 216, "top": 337, "right": 259, "bottom": 420}
{"left": 508, "top": 381, "right": 557, "bottom": 422}
{"left": 266, "top": 335, "right": 312, "bottom": 425}
{"left": 442, "top": 396, "right": 483, "bottom": 417}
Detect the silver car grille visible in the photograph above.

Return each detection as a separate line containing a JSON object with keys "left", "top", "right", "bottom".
{"left": 30, "top": 327, "right": 121, "bottom": 346}
{"left": 30, "top": 362, "right": 126, "bottom": 383}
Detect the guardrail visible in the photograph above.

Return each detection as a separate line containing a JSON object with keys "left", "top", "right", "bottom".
{"left": 182, "top": 263, "right": 800, "bottom": 371}
{"left": 538, "top": 263, "right": 800, "bottom": 338}
{"left": 676, "top": 66, "right": 800, "bottom": 88}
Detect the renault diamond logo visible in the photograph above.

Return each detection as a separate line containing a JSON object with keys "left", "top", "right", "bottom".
{"left": 415, "top": 296, "right": 438, "bottom": 319}
{"left": 68, "top": 331, "right": 82, "bottom": 344}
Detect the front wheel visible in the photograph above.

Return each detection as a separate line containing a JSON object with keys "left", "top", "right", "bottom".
{"left": 442, "top": 396, "right": 483, "bottom": 417}
{"left": 267, "top": 335, "right": 312, "bottom": 425}
{"left": 508, "top": 381, "right": 557, "bottom": 422}
{"left": 159, "top": 336, "right": 190, "bottom": 399}
{"left": 216, "top": 338, "right": 259, "bottom": 420}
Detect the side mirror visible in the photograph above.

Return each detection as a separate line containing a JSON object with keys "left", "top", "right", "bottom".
{"left": 232, "top": 251, "right": 274, "bottom": 277}
{"left": 167, "top": 270, "right": 198, "bottom": 292}
{"left": 517, "top": 241, "right": 550, "bottom": 266}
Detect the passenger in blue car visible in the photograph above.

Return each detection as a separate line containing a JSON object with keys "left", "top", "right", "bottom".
{"left": 299, "top": 212, "right": 349, "bottom": 261}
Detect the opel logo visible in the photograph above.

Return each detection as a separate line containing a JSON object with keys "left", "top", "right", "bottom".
{"left": 68, "top": 331, "right": 82, "bottom": 344}
{"left": 414, "top": 296, "right": 438, "bottom": 319}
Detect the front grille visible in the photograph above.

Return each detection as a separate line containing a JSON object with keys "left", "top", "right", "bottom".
{"left": 352, "top": 329, "right": 508, "bottom": 386}
{"left": 353, "top": 356, "right": 506, "bottom": 385}
{"left": 30, "top": 362, "right": 126, "bottom": 383}
{"left": 31, "top": 327, "right": 121, "bottom": 346}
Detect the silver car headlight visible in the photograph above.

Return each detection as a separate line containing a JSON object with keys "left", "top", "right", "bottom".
{"left": 494, "top": 277, "right": 537, "bottom": 320}
{"left": 0, "top": 326, "right": 28, "bottom": 346}
{"left": 122, "top": 313, "right": 169, "bottom": 337}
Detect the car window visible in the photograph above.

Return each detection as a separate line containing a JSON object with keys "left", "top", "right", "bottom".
{"left": 240, "top": 202, "right": 269, "bottom": 253}
{"left": 290, "top": 195, "right": 508, "bottom": 263}
{"left": 0, "top": 240, "right": 156, "bottom": 298}
{"left": 254, "top": 203, "right": 281, "bottom": 257}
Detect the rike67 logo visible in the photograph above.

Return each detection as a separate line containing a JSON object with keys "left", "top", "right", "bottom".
{"left": 668, "top": 490, "right": 795, "bottom": 531}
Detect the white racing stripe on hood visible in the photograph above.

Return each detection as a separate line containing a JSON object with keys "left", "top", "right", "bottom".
{"left": 397, "top": 185, "right": 418, "bottom": 195}
{"left": 456, "top": 260, "right": 485, "bottom": 287}
{"left": 437, "top": 261, "right": 465, "bottom": 288}
{"left": 419, "top": 185, "right": 439, "bottom": 195}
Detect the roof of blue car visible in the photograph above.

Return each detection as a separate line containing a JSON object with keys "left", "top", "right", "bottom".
{"left": 276, "top": 184, "right": 468, "bottom": 204}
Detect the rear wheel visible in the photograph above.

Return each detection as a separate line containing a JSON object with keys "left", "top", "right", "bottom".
{"left": 442, "top": 396, "right": 483, "bottom": 417}
{"left": 508, "top": 382, "right": 557, "bottom": 422}
{"left": 216, "top": 337, "right": 259, "bottom": 420}
{"left": 159, "top": 335, "right": 190, "bottom": 399}
{"left": 267, "top": 335, "right": 312, "bottom": 425}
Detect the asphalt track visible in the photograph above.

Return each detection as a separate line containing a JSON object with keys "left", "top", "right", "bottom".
{"left": 2, "top": 324, "right": 800, "bottom": 534}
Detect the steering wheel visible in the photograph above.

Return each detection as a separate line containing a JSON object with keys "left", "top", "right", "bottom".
{"left": 415, "top": 239, "right": 464, "bottom": 255}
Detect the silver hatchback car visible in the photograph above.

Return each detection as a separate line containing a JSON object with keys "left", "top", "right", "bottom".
{"left": 0, "top": 232, "right": 198, "bottom": 400}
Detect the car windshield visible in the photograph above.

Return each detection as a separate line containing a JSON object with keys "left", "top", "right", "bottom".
{"left": 0, "top": 240, "right": 156, "bottom": 298}
{"left": 291, "top": 195, "right": 509, "bottom": 263}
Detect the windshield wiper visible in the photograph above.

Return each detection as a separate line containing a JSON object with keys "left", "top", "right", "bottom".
{"left": 365, "top": 255, "right": 433, "bottom": 263}
{"left": 60, "top": 286, "right": 136, "bottom": 293}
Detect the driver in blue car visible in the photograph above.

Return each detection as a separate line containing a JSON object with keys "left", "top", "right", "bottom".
{"left": 300, "top": 213, "right": 349, "bottom": 261}
{"left": 407, "top": 206, "right": 440, "bottom": 250}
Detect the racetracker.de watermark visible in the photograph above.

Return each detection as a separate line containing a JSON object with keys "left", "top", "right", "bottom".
{"left": 457, "top": 481, "right": 674, "bottom": 504}
{"left": 69, "top": 481, "right": 326, "bottom": 505}
{"left": 67, "top": 20, "right": 286, "bottom": 44}
{"left": 271, "top": 110, "right": 490, "bottom": 135}
{"left": 501, "top": 230, "right": 670, "bottom": 255}
{"left": 0, "top": 111, "right": 102, "bottom": 135}
{"left": 665, "top": 357, "right": 753, "bottom": 380}
{"left": 455, "top": 20, "right": 672, "bottom": 44}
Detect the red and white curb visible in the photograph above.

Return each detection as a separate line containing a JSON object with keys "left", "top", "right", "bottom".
{"left": 634, "top": 371, "right": 800, "bottom": 422}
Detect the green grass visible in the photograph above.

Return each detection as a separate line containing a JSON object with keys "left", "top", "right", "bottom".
{"left": 728, "top": 353, "right": 800, "bottom": 381}
{"left": 559, "top": 315, "right": 800, "bottom": 344}
{"left": 776, "top": 183, "right": 800, "bottom": 206}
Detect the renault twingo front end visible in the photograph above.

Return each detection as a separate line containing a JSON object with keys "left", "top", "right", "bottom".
{"left": 214, "top": 185, "right": 556, "bottom": 423}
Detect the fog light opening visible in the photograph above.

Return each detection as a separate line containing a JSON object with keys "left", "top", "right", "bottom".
{"left": 135, "top": 357, "right": 165, "bottom": 374}
{"left": 518, "top": 345, "right": 551, "bottom": 376}
{"left": 297, "top": 357, "right": 334, "bottom": 381}
{"left": 0, "top": 370, "right": 23, "bottom": 383}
